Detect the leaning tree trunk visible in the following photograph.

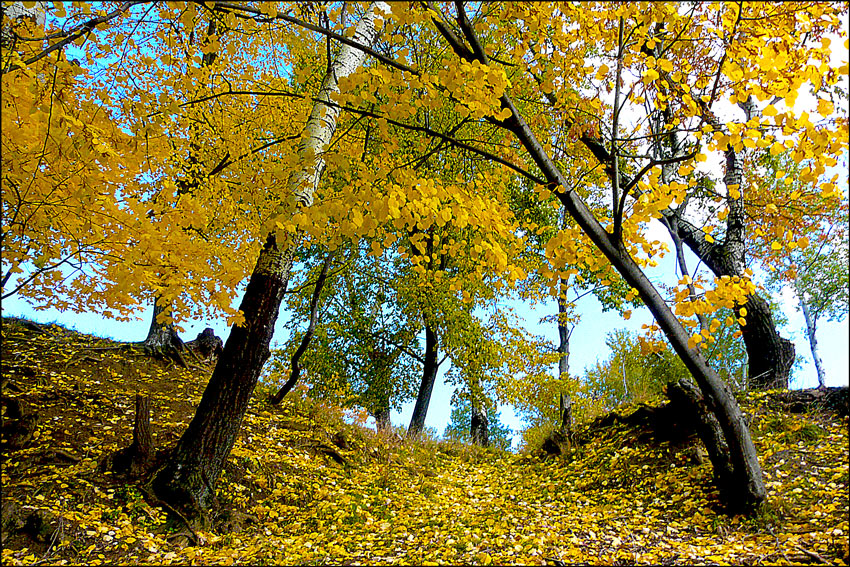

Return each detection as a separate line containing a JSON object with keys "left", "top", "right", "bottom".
{"left": 269, "top": 252, "right": 334, "bottom": 406}
{"left": 150, "top": 2, "right": 388, "bottom": 522}
{"left": 151, "top": 235, "right": 293, "bottom": 519}
{"left": 407, "top": 323, "right": 439, "bottom": 437}
{"left": 428, "top": 8, "right": 765, "bottom": 510}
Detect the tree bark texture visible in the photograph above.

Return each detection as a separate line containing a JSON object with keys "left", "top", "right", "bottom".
{"left": 151, "top": 3, "right": 388, "bottom": 520}
{"left": 143, "top": 296, "right": 182, "bottom": 349}
{"left": 107, "top": 394, "right": 154, "bottom": 478}
{"left": 666, "top": 380, "right": 739, "bottom": 507}
{"left": 557, "top": 279, "right": 573, "bottom": 439}
{"left": 407, "top": 323, "right": 439, "bottom": 437}
{"left": 373, "top": 406, "right": 391, "bottom": 433}
{"left": 470, "top": 400, "right": 489, "bottom": 448}
{"left": 151, "top": 236, "right": 293, "bottom": 518}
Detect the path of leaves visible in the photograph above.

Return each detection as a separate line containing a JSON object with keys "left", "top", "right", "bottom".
{"left": 1, "top": 318, "right": 847, "bottom": 565}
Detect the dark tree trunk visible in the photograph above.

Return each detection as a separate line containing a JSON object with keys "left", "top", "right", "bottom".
{"left": 105, "top": 394, "right": 154, "bottom": 478}
{"left": 373, "top": 406, "right": 391, "bottom": 433}
{"left": 269, "top": 252, "right": 334, "bottom": 406}
{"left": 147, "top": 1, "right": 385, "bottom": 523}
{"left": 470, "top": 399, "right": 489, "bottom": 447}
{"left": 667, "top": 223, "right": 795, "bottom": 390}
{"left": 407, "top": 323, "right": 439, "bottom": 437}
{"left": 666, "top": 380, "right": 738, "bottom": 502}
{"left": 144, "top": 296, "right": 180, "bottom": 348}
{"left": 151, "top": 235, "right": 292, "bottom": 521}
{"left": 658, "top": 101, "right": 794, "bottom": 391}
{"left": 556, "top": 278, "right": 573, "bottom": 439}
{"left": 143, "top": 297, "right": 187, "bottom": 367}
{"left": 739, "top": 292, "right": 795, "bottom": 390}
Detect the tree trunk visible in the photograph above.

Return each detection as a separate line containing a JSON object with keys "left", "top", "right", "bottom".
{"left": 142, "top": 296, "right": 188, "bottom": 368}
{"left": 143, "top": 296, "right": 178, "bottom": 348}
{"left": 739, "top": 292, "right": 795, "bottom": 390}
{"left": 150, "top": 3, "right": 388, "bottom": 521}
{"left": 151, "top": 235, "right": 292, "bottom": 520}
{"left": 0, "top": 1, "right": 46, "bottom": 49}
{"left": 428, "top": 13, "right": 766, "bottom": 508}
{"left": 797, "top": 285, "right": 826, "bottom": 389}
{"left": 407, "top": 323, "right": 439, "bottom": 437}
{"left": 373, "top": 406, "right": 391, "bottom": 433}
{"left": 269, "top": 252, "right": 334, "bottom": 406}
{"left": 105, "top": 393, "right": 154, "bottom": 478}
{"left": 668, "top": 216, "right": 795, "bottom": 390}
{"left": 657, "top": 100, "right": 794, "bottom": 391}
{"left": 470, "top": 397, "right": 489, "bottom": 447}
{"left": 556, "top": 278, "right": 573, "bottom": 438}
{"left": 666, "top": 380, "right": 737, "bottom": 502}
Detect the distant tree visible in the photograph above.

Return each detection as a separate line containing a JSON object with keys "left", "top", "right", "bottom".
{"left": 759, "top": 234, "right": 849, "bottom": 390}
{"left": 755, "top": 153, "right": 849, "bottom": 389}
{"left": 444, "top": 393, "right": 513, "bottom": 452}
{"left": 581, "top": 329, "right": 688, "bottom": 415}
{"left": 266, "top": 241, "right": 421, "bottom": 428}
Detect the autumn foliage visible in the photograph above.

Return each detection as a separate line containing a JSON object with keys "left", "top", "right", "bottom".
{"left": 2, "top": 0, "right": 849, "bottom": 550}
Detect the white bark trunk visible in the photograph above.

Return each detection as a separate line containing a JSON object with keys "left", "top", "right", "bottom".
{"left": 260, "top": 1, "right": 388, "bottom": 279}
{"left": 1, "top": 1, "right": 45, "bottom": 48}
{"left": 289, "top": 2, "right": 389, "bottom": 208}
{"left": 797, "top": 284, "right": 826, "bottom": 389}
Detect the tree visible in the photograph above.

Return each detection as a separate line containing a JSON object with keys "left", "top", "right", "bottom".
{"left": 444, "top": 393, "right": 513, "bottom": 451}
{"left": 7, "top": 0, "right": 847, "bottom": 518}
{"left": 150, "top": 2, "right": 391, "bottom": 522}
{"left": 2, "top": 2, "right": 286, "bottom": 332}
{"left": 411, "top": 1, "right": 847, "bottom": 512}
{"left": 265, "top": 241, "right": 421, "bottom": 428}
{"left": 582, "top": 329, "right": 688, "bottom": 414}
{"left": 756, "top": 153, "right": 850, "bottom": 388}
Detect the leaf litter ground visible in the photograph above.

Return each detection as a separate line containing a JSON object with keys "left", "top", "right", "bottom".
{"left": 1, "top": 317, "right": 847, "bottom": 565}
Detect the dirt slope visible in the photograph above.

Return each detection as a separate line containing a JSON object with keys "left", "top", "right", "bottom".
{"left": 1, "top": 317, "right": 847, "bottom": 565}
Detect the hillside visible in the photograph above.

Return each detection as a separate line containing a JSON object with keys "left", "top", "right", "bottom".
{"left": 1, "top": 317, "right": 848, "bottom": 566}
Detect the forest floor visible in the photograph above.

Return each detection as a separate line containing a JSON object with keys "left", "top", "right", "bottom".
{"left": 1, "top": 316, "right": 848, "bottom": 566}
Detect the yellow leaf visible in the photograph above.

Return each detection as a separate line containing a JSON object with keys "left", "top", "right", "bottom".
{"left": 596, "top": 64, "right": 610, "bottom": 79}
{"left": 705, "top": 234, "right": 715, "bottom": 243}
{"left": 658, "top": 58, "right": 674, "bottom": 73}
{"left": 771, "top": 241, "right": 782, "bottom": 251}
{"left": 817, "top": 98, "right": 834, "bottom": 116}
